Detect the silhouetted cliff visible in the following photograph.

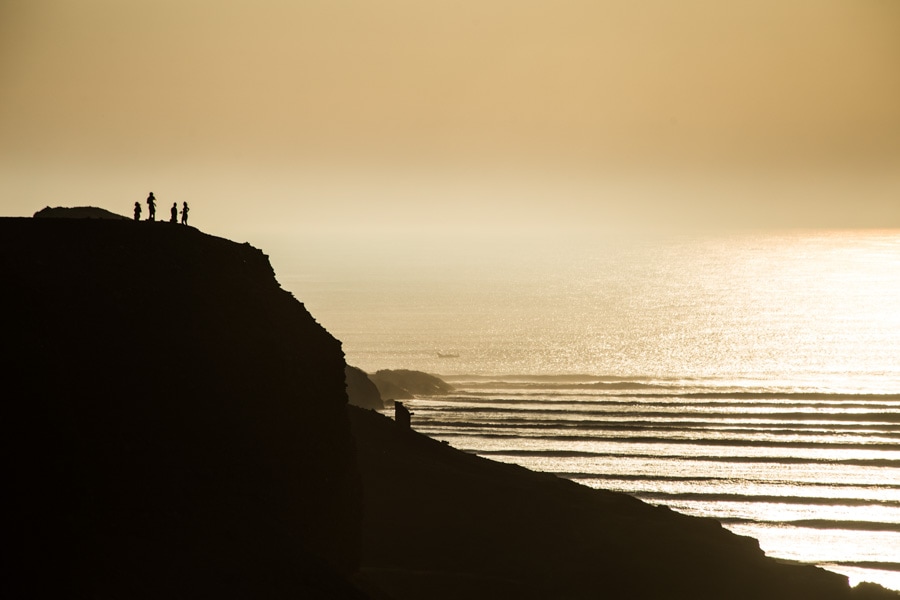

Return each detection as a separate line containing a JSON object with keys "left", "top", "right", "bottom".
{"left": 2, "top": 217, "right": 363, "bottom": 598}
{"left": 4, "top": 214, "right": 896, "bottom": 600}
{"left": 33, "top": 205, "right": 128, "bottom": 220}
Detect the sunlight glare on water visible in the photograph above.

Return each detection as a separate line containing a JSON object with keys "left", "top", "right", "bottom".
{"left": 290, "top": 230, "right": 900, "bottom": 390}
{"left": 283, "top": 229, "right": 900, "bottom": 590}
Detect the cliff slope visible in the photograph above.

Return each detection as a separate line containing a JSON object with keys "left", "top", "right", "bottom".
{"left": 349, "top": 407, "right": 897, "bottom": 600}
{"left": 2, "top": 217, "right": 363, "bottom": 598}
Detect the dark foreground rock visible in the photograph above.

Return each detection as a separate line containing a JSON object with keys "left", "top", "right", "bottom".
{"left": 33, "top": 205, "right": 128, "bottom": 219}
{"left": 369, "top": 369, "right": 454, "bottom": 400}
{"left": 2, "top": 217, "right": 363, "bottom": 599}
{"left": 349, "top": 407, "right": 898, "bottom": 600}
{"left": 3, "top": 214, "right": 896, "bottom": 600}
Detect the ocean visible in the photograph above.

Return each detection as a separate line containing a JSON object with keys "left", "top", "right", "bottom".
{"left": 277, "top": 229, "right": 900, "bottom": 591}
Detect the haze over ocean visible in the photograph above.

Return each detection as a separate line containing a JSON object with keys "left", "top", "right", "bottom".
{"left": 3, "top": 0, "right": 899, "bottom": 592}
{"left": 280, "top": 229, "right": 900, "bottom": 590}
{"left": 283, "top": 230, "right": 900, "bottom": 389}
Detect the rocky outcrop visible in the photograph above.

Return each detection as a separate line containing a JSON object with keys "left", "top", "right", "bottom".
{"left": 2, "top": 217, "right": 363, "bottom": 598}
{"left": 369, "top": 369, "right": 454, "bottom": 400}
{"left": 33, "top": 205, "right": 128, "bottom": 219}
{"left": 345, "top": 365, "right": 385, "bottom": 409}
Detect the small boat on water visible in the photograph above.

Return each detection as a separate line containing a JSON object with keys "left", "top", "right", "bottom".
{"left": 437, "top": 352, "right": 459, "bottom": 359}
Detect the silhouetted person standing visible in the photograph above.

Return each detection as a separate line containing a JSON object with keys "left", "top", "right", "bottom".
{"left": 181, "top": 202, "right": 189, "bottom": 225}
{"left": 394, "top": 401, "right": 412, "bottom": 431}
{"left": 170, "top": 202, "right": 177, "bottom": 223}
{"left": 147, "top": 192, "right": 156, "bottom": 221}
{"left": 133, "top": 202, "right": 141, "bottom": 221}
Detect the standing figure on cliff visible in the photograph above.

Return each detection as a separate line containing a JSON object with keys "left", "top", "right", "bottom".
{"left": 133, "top": 201, "right": 141, "bottom": 221}
{"left": 394, "top": 401, "right": 412, "bottom": 431}
{"left": 146, "top": 192, "right": 156, "bottom": 221}
{"left": 170, "top": 202, "right": 177, "bottom": 223}
{"left": 180, "top": 202, "right": 189, "bottom": 225}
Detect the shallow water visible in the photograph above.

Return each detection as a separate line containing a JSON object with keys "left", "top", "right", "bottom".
{"left": 279, "top": 229, "right": 900, "bottom": 590}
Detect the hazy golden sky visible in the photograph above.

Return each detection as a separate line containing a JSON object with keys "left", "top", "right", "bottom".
{"left": 2, "top": 0, "right": 899, "bottom": 238}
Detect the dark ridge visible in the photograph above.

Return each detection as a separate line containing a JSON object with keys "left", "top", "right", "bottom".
{"left": 716, "top": 519, "right": 900, "bottom": 532}
{"left": 417, "top": 425, "right": 900, "bottom": 441}
{"left": 33, "top": 205, "right": 128, "bottom": 219}
{"left": 447, "top": 388, "right": 900, "bottom": 402}
{"left": 558, "top": 472, "right": 775, "bottom": 483}
{"left": 410, "top": 406, "right": 900, "bottom": 422}
{"left": 455, "top": 381, "right": 669, "bottom": 390}
{"left": 418, "top": 418, "right": 900, "bottom": 434}
{"left": 829, "top": 563, "right": 900, "bottom": 574}
{"left": 442, "top": 395, "right": 900, "bottom": 410}
{"left": 2, "top": 217, "right": 363, "bottom": 599}
{"left": 417, "top": 422, "right": 900, "bottom": 446}
{"left": 557, "top": 472, "right": 900, "bottom": 489}
{"left": 647, "top": 393, "right": 900, "bottom": 401}
{"left": 369, "top": 369, "right": 454, "bottom": 399}
{"left": 5, "top": 215, "right": 898, "bottom": 599}
{"left": 575, "top": 436, "right": 900, "bottom": 451}
{"left": 631, "top": 492, "right": 900, "bottom": 508}
{"left": 469, "top": 449, "right": 900, "bottom": 468}
{"left": 443, "top": 373, "right": 661, "bottom": 383}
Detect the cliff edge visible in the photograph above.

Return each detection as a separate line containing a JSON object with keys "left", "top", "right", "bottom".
{"left": 3, "top": 214, "right": 895, "bottom": 600}
{"left": 1, "top": 217, "right": 363, "bottom": 598}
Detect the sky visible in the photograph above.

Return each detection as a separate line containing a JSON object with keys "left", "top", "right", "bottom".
{"left": 2, "top": 0, "right": 899, "bottom": 245}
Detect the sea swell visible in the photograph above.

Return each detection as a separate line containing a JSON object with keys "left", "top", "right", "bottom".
{"left": 403, "top": 378, "right": 900, "bottom": 590}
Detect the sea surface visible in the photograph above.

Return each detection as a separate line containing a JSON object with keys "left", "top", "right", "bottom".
{"left": 279, "top": 229, "right": 900, "bottom": 591}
